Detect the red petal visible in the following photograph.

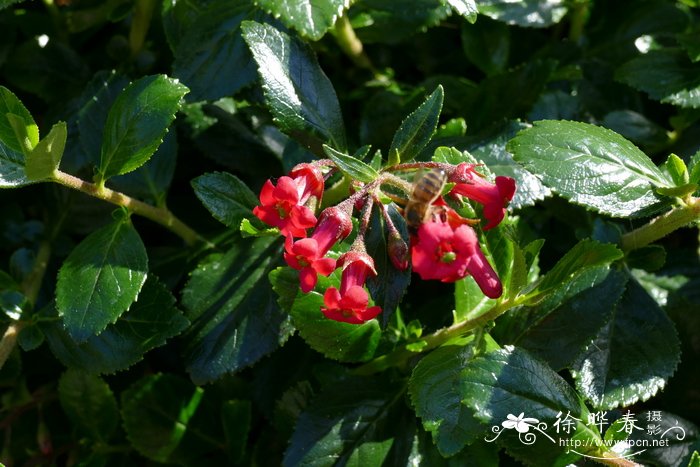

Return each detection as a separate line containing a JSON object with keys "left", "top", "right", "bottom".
{"left": 323, "top": 287, "right": 342, "bottom": 308}
{"left": 259, "top": 180, "right": 276, "bottom": 205}
{"left": 273, "top": 176, "right": 301, "bottom": 203}
{"left": 358, "top": 305, "right": 382, "bottom": 322}
{"left": 291, "top": 205, "right": 318, "bottom": 229}
{"left": 292, "top": 238, "right": 319, "bottom": 258}
{"left": 299, "top": 267, "right": 318, "bottom": 293}
{"left": 340, "top": 286, "right": 370, "bottom": 309}
{"left": 313, "top": 257, "right": 337, "bottom": 276}
{"left": 496, "top": 176, "right": 516, "bottom": 203}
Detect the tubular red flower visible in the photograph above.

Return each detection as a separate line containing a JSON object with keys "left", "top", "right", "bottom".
{"left": 411, "top": 215, "right": 502, "bottom": 298}
{"left": 253, "top": 165, "right": 325, "bottom": 237}
{"left": 284, "top": 236, "right": 336, "bottom": 293}
{"left": 310, "top": 206, "right": 354, "bottom": 255}
{"left": 449, "top": 163, "right": 516, "bottom": 230}
{"left": 321, "top": 251, "right": 381, "bottom": 324}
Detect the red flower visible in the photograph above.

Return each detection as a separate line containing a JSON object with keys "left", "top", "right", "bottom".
{"left": 322, "top": 251, "right": 381, "bottom": 324}
{"left": 284, "top": 206, "right": 353, "bottom": 293}
{"left": 253, "top": 164, "right": 325, "bottom": 237}
{"left": 411, "top": 215, "right": 502, "bottom": 298}
{"left": 450, "top": 163, "right": 516, "bottom": 230}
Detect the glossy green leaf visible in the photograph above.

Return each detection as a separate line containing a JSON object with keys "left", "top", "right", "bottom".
{"left": 56, "top": 212, "right": 148, "bottom": 342}
{"left": 0, "top": 86, "right": 35, "bottom": 187}
{"left": 6, "top": 112, "right": 37, "bottom": 155}
{"left": 283, "top": 375, "right": 402, "bottom": 467}
{"left": 121, "top": 374, "right": 205, "bottom": 462}
{"left": 76, "top": 70, "right": 129, "bottom": 170}
{"left": 25, "top": 121, "right": 66, "bottom": 180}
{"left": 287, "top": 274, "right": 381, "bottom": 362}
{"left": 322, "top": 144, "right": 378, "bottom": 183}
{"left": 616, "top": 49, "right": 700, "bottom": 108}
{"left": 192, "top": 171, "right": 259, "bottom": 229}
{"left": 242, "top": 21, "right": 346, "bottom": 151}
{"left": 690, "top": 149, "right": 700, "bottom": 185}
{"left": 455, "top": 276, "right": 495, "bottom": 322}
{"left": 58, "top": 369, "right": 119, "bottom": 442}
{"left": 508, "top": 120, "right": 671, "bottom": 217}
{"left": 353, "top": 0, "right": 452, "bottom": 45}
{"left": 256, "top": 0, "right": 349, "bottom": 40}
{"left": 389, "top": 86, "right": 443, "bottom": 163}
{"left": 663, "top": 153, "right": 689, "bottom": 186}
{"left": 689, "top": 451, "right": 700, "bottom": 467}
{"left": 477, "top": 0, "right": 567, "bottom": 28}
{"left": 531, "top": 239, "right": 623, "bottom": 300}
{"left": 44, "top": 276, "right": 189, "bottom": 374}
{"left": 447, "top": 0, "right": 477, "bottom": 22}
{"left": 181, "top": 237, "right": 294, "bottom": 384}
{"left": 98, "top": 75, "right": 188, "bottom": 182}
{"left": 572, "top": 276, "right": 681, "bottom": 410}
{"left": 172, "top": 0, "right": 257, "bottom": 101}
{"left": 516, "top": 268, "right": 627, "bottom": 371}
{"left": 408, "top": 341, "right": 490, "bottom": 456}
{"left": 365, "top": 204, "right": 411, "bottom": 326}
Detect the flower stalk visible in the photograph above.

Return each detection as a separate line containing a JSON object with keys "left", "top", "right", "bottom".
{"left": 620, "top": 197, "right": 700, "bottom": 252}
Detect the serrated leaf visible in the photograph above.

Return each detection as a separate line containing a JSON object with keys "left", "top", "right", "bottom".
{"left": 121, "top": 374, "right": 205, "bottom": 462}
{"left": 256, "top": 0, "right": 349, "bottom": 41}
{"left": 365, "top": 204, "right": 411, "bottom": 326}
{"left": 192, "top": 172, "right": 259, "bottom": 229}
{"left": 287, "top": 274, "right": 381, "bottom": 362}
{"left": 25, "top": 121, "right": 66, "bottom": 180}
{"left": 76, "top": 70, "right": 130, "bottom": 171}
{"left": 689, "top": 451, "right": 700, "bottom": 467}
{"left": 0, "top": 86, "right": 36, "bottom": 187}
{"left": 477, "top": 0, "right": 567, "bottom": 28}
{"left": 447, "top": 0, "right": 477, "bottom": 22}
{"left": 17, "top": 324, "right": 44, "bottom": 351}
{"left": 532, "top": 239, "right": 623, "bottom": 300}
{"left": 389, "top": 86, "right": 443, "bottom": 163}
{"left": 58, "top": 369, "right": 119, "bottom": 442}
{"left": 181, "top": 237, "right": 294, "bottom": 384}
{"left": 508, "top": 120, "right": 671, "bottom": 217}
{"left": 628, "top": 412, "right": 700, "bottom": 467}
{"left": 98, "top": 75, "right": 188, "bottom": 182}
{"left": 408, "top": 342, "right": 489, "bottom": 456}
{"left": 283, "top": 375, "right": 401, "bottom": 467}
{"left": 172, "top": 0, "right": 257, "bottom": 101}
{"left": 663, "top": 153, "right": 689, "bottom": 185}
{"left": 572, "top": 276, "right": 681, "bottom": 410}
{"left": 322, "top": 144, "right": 378, "bottom": 183}
{"left": 44, "top": 276, "right": 189, "bottom": 374}
{"left": 616, "top": 49, "right": 700, "bottom": 108}
{"left": 242, "top": 21, "right": 346, "bottom": 151}
{"left": 56, "top": 212, "right": 148, "bottom": 342}
{"left": 516, "top": 268, "right": 627, "bottom": 371}
{"left": 690, "top": 149, "right": 700, "bottom": 185}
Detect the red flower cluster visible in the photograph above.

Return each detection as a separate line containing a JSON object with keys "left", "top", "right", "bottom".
{"left": 450, "top": 163, "right": 516, "bottom": 231}
{"left": 254, "top": 164, "right": 380, "bottom": 324}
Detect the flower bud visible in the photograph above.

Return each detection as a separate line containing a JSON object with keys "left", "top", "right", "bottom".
{"left": 388, "top": 231, "right": 409, "bottom": 270}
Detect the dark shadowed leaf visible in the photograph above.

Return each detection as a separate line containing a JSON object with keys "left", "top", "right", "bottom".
{"left": 447, "top": 0, "right": 477, "bottom": 22}
{"left": 191, "top": 171, "right": 259, "bottom": 229}
{"left": 58, "top": 369, "right": 119, "bottom": 442}
{"left": 181, "top": 237, "right": 294, "bottom": 384}
{"left": 477, "top": 0, "right": 567, "bottom": 28}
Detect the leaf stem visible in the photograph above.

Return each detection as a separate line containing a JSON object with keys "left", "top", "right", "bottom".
{"left": 53, "top": 170, "right": 209, "bottom": 247}
{"left": 20, "top": 241, "right": 52, "bottom": 305}
{"left": 0, "top": 323, "right": 22, "bottom": 371}
{"left": 620, "top": 197, "right": 700, "bottom": 252}
{"left": 352, "top": 298, "right": 517, "bottom": 375}
{"left": 568, "top": 0, "right": 591, "bottom": 44}
{"left": 129, "top": 0, "right": 157, "bottom": 59}
{"left": 334, "top": 14, "right": 374, "bottom": 71}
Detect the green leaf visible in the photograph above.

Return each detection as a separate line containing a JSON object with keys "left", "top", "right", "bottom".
{"left": 322, "top": 144, "right": 378, "bottom": 183}
{"left": 688, "top": 451, "right": 700, "bottom": 467}
{"left": 678, "top": 29, "right": 700, "bottom": 62}
{"left": 602, "top": 110, "right": 669, "bottom": 148}
{"left": 56, "top": 212, "right": 148, "bottom": 342}
{"left": 98, "top": 75, "right": 189, "bottom": 182}
{"left": 531, "top": 239, "right": 623, "bottom": 300}
{"left": 389, "top": 85, "right": 443, "bottom": 163}
{"left": 241, "top": 21, "right": 346, "bottom": 151}
{"left": 283, "top": 375, "right": 402, "bottom": 466}
{"left": 447, "top": 0, "right": 477, "bottom": 22}
{"left": 255, "top": 0, "right": 349, "bottom": 40}
{"left": 0, "top": 86, "right": 36, "bottom": 187}
{"left": 626, "top": 245, "right": 666, "bottom": 272}
{"left": 616, "top": 49, "right": 700, "bottom": 108}
{"left": 508, "top": 120, "right": 671, "bottom": 217}
{"left": 44, "top": 276, "right": 189, "bottom": 374}
{"left": 181, "top": 237, "right": 294, "bottom": 384}
{"left": 75, "top": 70, "right": 130, "bottom": 171}
{"left": 662, "top": 153, "right": 690, "bottom": 185}
{"left": 516, "top": 268, "right": 627, "bottom": 371}
{"left": 365, "top": 204, "right": 411, "bottom": 326}
{"left": 455, "top": 276, "right": 496, "bottom": 322}
{"left": 628, "top": 411, "right": 700, "bottom": 467}
{"left": 572, "top": 275, "right": 681, "bottom": 410}
{"left": 17, "top": 323, "right": 44, "bottom": 351}
{"left": 690, "top": 149, "right": 700, "bottom": 185}
{"left": 172, "top": 0, "right": 257, "bottom": 101}
{"left": 287, "top": 274, "right": 381, "bottom": 362}
{"left": 6, "top": 112, "right": 37, "bottom": 155}
{"left": 460, "top": 17, "right": 509, "bottom": 75}
{"left": 58, "top": 369, "right": 119, "bottom": 442}
{"left": 409, "top": 340, "right": 491, "bottom": 456}
{"left": 477, "top": 0, "right": 567, "bottom": 28}
{"left": 192, "top": 172, "right": 259, "bottom": 229}
{"left": 121, "top": 374, "right": 205, "bottom": 462}
{"left": 24, "top": 121, "right": 66, "bottom": 181}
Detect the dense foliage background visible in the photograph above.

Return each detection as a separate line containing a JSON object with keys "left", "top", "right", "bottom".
{"left": 0, "top": 0, "right": 699, "bottom": 465}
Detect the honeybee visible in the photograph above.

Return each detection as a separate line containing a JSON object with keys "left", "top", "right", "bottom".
{"left": 404, "top": 168, "right": 447, "bottom": 234}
